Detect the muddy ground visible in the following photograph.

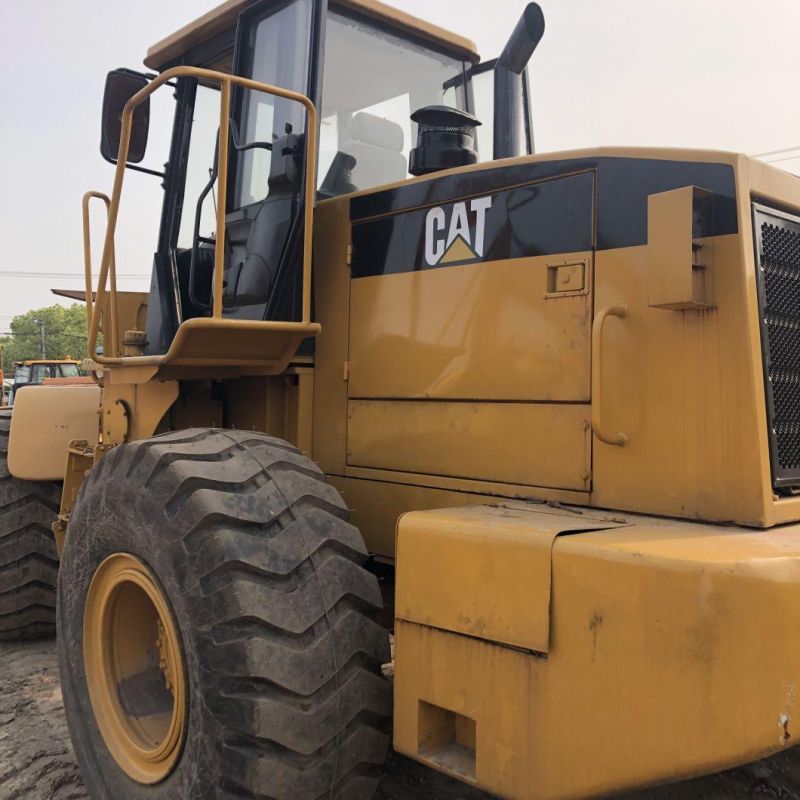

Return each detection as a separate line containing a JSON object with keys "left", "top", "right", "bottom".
{"left": 2, "top": 639, "right": 800, "bottom": 800}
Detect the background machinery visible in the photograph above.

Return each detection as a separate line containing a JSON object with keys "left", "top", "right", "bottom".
{"left": 0, "top": 404, "right": 61, "bottom": 641}
{"left": 9, "top": 0, "right": 800, "bottom": 797}
{"left": 7, "top": 358, "right": 85, "bottom": 406}
{"left": 0, "top": 355, "right": 90, "bottom": 641}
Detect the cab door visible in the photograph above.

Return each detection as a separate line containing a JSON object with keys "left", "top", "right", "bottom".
{"left": 146, "top": 0, "right": 328, "bottom": 354}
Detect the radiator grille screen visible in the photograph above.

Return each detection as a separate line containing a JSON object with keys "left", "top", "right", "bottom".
{"left": 754, "top": 204, "right": 800, "bottom": 488}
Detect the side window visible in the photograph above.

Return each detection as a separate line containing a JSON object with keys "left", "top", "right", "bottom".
{"left": 14, "top": 366, "right": 29, "bottom": 384}
{"left": 470, "top": 67, "right": 495, "bottom": 162}
{"left": 237, "top": 97, "right": 276, "bottom": 207}
{"left": 178, "top": 83, "right": 221, "bottom": 250}
{"left": 235, "top": 0, "right": 312, "bottom": 209}
{"left": 468, "top": 63, "right": 532, "bottom": 163}
{"left": 318, "top": 113, "right": 339, "bottom": 185}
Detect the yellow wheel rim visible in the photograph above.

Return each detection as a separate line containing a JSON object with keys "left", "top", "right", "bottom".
{"left": 83, "top": 553, "right": 186, "bottom": 784}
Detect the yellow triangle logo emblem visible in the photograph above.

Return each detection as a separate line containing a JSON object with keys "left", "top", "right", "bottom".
{"left": 440, "top": 235, "right": 478, "bottom": 264}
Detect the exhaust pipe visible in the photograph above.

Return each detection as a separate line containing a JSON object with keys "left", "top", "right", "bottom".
{"left": 493, "top": 3, "right": 545, "bottom": 160}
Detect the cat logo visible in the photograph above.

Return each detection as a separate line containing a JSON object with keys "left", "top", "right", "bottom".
{"left": 424, "top": 196, "right": 493, "bottom": 267}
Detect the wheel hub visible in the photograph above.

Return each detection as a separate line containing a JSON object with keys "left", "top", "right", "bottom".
{"left": 83, "top": 553, "right": 186, "bottom": 784}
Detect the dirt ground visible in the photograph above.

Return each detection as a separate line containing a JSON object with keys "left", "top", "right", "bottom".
{"left": 3, "top": 640, "right": 800, "bottom": 800}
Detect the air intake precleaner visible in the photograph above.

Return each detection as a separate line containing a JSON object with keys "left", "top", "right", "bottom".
{"left": 409, "top": 106, "right": 481, "bottom": 177}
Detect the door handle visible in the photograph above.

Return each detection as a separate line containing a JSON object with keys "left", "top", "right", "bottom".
{"left": 592, "top": 305, "right": 628, "bottom": 447}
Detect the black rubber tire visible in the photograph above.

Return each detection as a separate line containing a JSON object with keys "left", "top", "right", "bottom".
{"left": 0, "top": 408, "right": 62, "bottom": 641}
{"left": 58, "top": 428, "right": 392, "bottom": 800}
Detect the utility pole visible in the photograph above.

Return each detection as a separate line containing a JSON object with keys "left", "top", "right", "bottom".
{"left": 34, "top": 318, "right": 45, "bottom": 359}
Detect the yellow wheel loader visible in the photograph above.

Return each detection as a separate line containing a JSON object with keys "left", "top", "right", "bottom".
{"left": 11, "top": 0, "right": 800, "bottom": 796}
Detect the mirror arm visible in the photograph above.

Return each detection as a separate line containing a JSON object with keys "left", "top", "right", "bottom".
{"left": 102, "top": 155, "right": 166, "bottom": 179}
{"left": 124, "top": 163, "right": 166, "bottom": 178}
{"left": 142, "top": 72, "right": 178, "bottom": 89}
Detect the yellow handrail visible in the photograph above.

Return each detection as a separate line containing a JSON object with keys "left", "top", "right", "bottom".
{"left": 88, "top": 66, "right": 319, "bottom": 365}
{"left": 81, "top": 191, "right": 118, "bottom": 357}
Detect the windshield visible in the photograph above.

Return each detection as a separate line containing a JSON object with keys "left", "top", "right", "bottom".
{"left": 30, "top": 365, "right": 50, "bottom": 384}
{"left": 230, "top": 4, "right": 535, "bottom": 203}
{"left": 319, "top": 11, "right": 470, "bottom": 196}
{"left": 59, "top": 364, "right": 80, "bottom": 378}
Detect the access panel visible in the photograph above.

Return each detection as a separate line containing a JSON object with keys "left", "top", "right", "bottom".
{"left": 346, "top": 170, "right": 595, "bottom": 491}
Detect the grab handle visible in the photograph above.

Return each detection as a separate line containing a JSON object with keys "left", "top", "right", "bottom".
{"left": 591, "top": 305, "right": 628, "bottom": 447}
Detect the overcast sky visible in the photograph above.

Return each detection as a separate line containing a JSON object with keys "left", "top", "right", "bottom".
{"left": 0, "top": 0, "right": 799, "bottom": 329}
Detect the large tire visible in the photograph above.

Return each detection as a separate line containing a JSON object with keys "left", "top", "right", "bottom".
{"left": 0, "top": 408, "right": 61, "bottom": 641}
{"left": 58, "top": 428, "right": 392, "bottom": 799}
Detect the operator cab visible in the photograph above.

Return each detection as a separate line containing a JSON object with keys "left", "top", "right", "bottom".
{"left": 9, "top": 361, "right": 82, "bottom": 406}
{"left": 101, "top": 0, "right": 536, "bottom": 357}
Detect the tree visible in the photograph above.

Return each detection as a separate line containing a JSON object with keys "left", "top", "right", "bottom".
{"left": 0, "top": 304, "right": 91, "bottom": 373}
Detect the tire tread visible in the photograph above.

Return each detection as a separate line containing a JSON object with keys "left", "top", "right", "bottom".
{"left": 0, "top": 410, "right": 60, "bottom": 641}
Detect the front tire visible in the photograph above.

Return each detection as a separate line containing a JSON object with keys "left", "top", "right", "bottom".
{"left": 58, "top": 429, "right": 392, "bottom": 799}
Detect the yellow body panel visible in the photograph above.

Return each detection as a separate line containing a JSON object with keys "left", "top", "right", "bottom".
{"left": 395, "top": 505, "right": 800, "bottom": 799}
{"left": 309, "top": 150, "right": 800, "bottom": 538}
{"left": 348, "top": 252, "right": 593, "bottom": 401}
{"left": 9, "top": 385, "right": 100, "bottom": 481}
{"left": 329, "top": 476, "right": 590, "bottom": 558}
{"left": 347, "top": 399, "right": 591, "bottom": 491}
{"left": 312, "top": 196, "right": 351, "bottom": 476}
{"left": 223, "top": 370, "right": 314, "bottom": 455}
{"left": 395, "top": 621, "right": 531, "bottom": 793}
{"left": 647, "top": 186, "right": 712, "bottom": 310}
{"left": 395, "top": 505, "right": 623, "bottom": 652}
{"left": 592, "top": 234, "right": 772, "bottom": 525}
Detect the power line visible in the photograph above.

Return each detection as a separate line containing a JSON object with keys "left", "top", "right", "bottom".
{"left": 0, "top": 270, "right": 149, "bottom": 279}
{"left": 0, "top": 325, "right": 89, "bottom": 338}
{"left": 0, "top": 332, "right": 88, "bottom": 339}
{"left": 752, "top": 145, "right": 800, "bottom": 158}
{"left": 763, "top": 154, "right": 800, "bottom": 165}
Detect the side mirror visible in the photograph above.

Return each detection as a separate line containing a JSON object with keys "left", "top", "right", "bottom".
{"left": 100, "top": 69, "right": 150, "bottom": 164}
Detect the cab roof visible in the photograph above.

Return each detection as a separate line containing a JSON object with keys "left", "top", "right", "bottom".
{"left": 144, "top": 0, "right": 479, "bottom": 71}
